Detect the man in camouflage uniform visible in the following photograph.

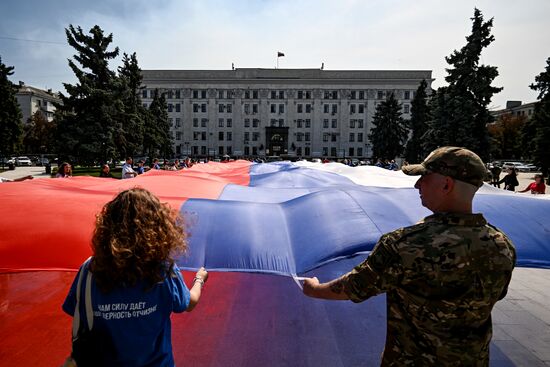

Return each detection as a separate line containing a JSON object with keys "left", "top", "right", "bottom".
{"left": 303, "top": 146, "right": 516, "bottom": 366}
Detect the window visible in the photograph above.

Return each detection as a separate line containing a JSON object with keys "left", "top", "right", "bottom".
{"left": 305, "top": 119, "right": 311, "bottom": 128}
{"left": 244, "top": 132, "right": 250, "bottom": 141}
{"left": 201, "top": 132, "right": 206, "bottom": 141}
{"left": 305, "top": 132, "right": 310, "bottom": 141}
{"left": 175, "top": 90, "right": 180, "bottom": 99}
{"left": 332, "top": 104, "right": 337, "bottom": 114}
{"left": 252, "top": 104, "right": 258, "bottom": 114}
{"left": 358, "top": 133, "right": 363, "bottom": 142}
{"left": 297, "top": 133, "right": 303, "bottom": 142}
{"left": 244, "top": 146, "right": 250, "bottom": 155}
{"left": 244, "top": 118, "right": 250, "bottom": 128}
{"left": 219, "top": 104, "right": 225, "bottom": 113}
{"left": 331, "top": 119, "right": 337, "bottom": 128}
{"left": 359, "top": 91, "right": 365, "bottom": 99}
{"left": 331, "top": 134, "right": 337, "bottom": 142}
{"left": 253, "top": 90, "right": 258, "bottom": 99}
{"left": 227, "top": 104, "right": 232, "bottom": 113}
{"left": 193, "top": 104, "right": 199, "bottom": 113}
{"left": 168, "top": 104, "right": 173, "bottom": 112}
{"left": 142, "top": 90, "right": 147, "bottom": 98}
{"left": 244, "top": 90, "right": 250, "bottom": 99}
{"left": 167, "top": 91, "right": 173, "bottom": 99}
{"left": 175, "top": 118, "right": 181, "bottom": 128}
{"left": 297, "top": 119, "right": 303, "bottom": 128}
{"left": 227, "top": 118, "right": 232, "bottom": 127}
{"left": 349, "top": 133, "right": 355, "bottom": 142}
{"left": 305, "top": 91, "right": 311, "bottom": 99}
{"left": 193, "top": 118, "right": 198, "bottom": 127}
{"left": 253, "top": 119, "right": 259, "bottom": 128}
{"left": 404, "top": 91, "right": 410, "bottom": 100}
{"left": 201, "top": 118, "right": 207, "bottom": 127}
{"left": 219, "top": 118, "right": 224, "bottom": 127}
{"left": 323, "top": 133, "right": 329, "bottom": 142}
{"left": 271, "top": 104, "right": 276, "bottom": 113}
{"left": 278, "top": 104, "right": 284, "bottom": 113}
{"left": 193, "top": 90, "right": 199, "bottom": 99}
{"left": 323, "top": 147, "right": 328, "bottom": 156}
{"left": 350, "top": 104, "right": 356, "bottom": 114}
{"left": 297, "top": 91, "right": 303, "bottom": 99}
{"left": 324, "top": 91, "right": 330, "bottom": 99}
{"left": 349, "top": 147, "right": 354, "bottom": 156}
{"left": 358, "top": 119, "right": 364, "bottom": 128}
{"left": 193, "top": 132, "right": 199, "bottom": 141}
{"left": 350, "top": 91, "right": 356, "bottom": 100}
{"left": 323, "top": 119, "right": 329, "bottom": 128}
{"left": 227, "top": 90, "right": 233, "bottom": 99}
{"left": 176, "top": 132, "right": 182, "bottom": 140}
{"left": 306, "top": 104, "right": 312, "bottom": 113}
{"left": 279, "top": 91, "right": 285, "bottom": 99}
{"left": 324, "top": 104, "right": 329, "bottom": 113}
{"left": 404, "top": 104, "right": 410, "bottom": 114}
{"left": 201, "top": 104, "right": 207, "bottom": 113}
{"left": 219, "top": 132, "right": 224, "bottom": 141}
{"left": 271, "top": 119, "right": 277, "bottom": 127}
{"left": 227, "top": 146, "right": 233, "bottom": 154}
{"left": 297, "top": 104, "right": 303, "bottom": 113}
{"left": 253, "top": 147, "right": 258, "bottom": 155}
{"left": 253, "top": 132, "right": 260, "bottom": 141}
{"left": 271, "top": 91, "right": 277, "bottom": 99}
{"left": 244, "top": 104, "right": 250, "bottom": 114}
{"left": 201, "top": 90, "right": 207, "bottom": 99}
{"left": 305, "top": 147, "right": 310, "bottom": 156}
{"left": 331, "top": 147, "right": 337, "bottom": 157}
{"left": 350, "top": 119, "right": 355, "bottom": 128}
{"left": 168, "top": 118, "right": 173, "bottom": 126}
{"left": 377, "top": 91, "right": 384, "bottom": 100}
{"left": 297, "top": 147, "right": 302, "bottom": 155}
{"left": 175, "top": 104, "right": 181, "bottom": 112}
{"left": 358, "top": 104, "right": 364, "bottom": 113}
{"left": 358, "top": 147, "right": 363, "bottom": 156}
{"left": 219, "top": 146, "right": 224, "bottom": 155}
{"left": 278, "top": 119, "right": 284, "bottom": 127}
{"left": 332, "top": 91, "right": 338, "bottom": 99}
{"left": 218, "top": 90, "right": 224, "bottom": 99}
{"left": 227, "top": 132, "right": 232, "bottom": 141}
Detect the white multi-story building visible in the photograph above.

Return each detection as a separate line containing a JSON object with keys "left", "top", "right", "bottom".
{"left": 141, "top": 68, "right": 432, "bottom": 158}
{"left": 15, "top": 82, "right": 61, "bottom": 124}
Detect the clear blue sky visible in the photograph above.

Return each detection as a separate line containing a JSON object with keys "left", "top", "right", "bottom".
{"left": 1, "top": 0, "right": 549, "bottom": 109}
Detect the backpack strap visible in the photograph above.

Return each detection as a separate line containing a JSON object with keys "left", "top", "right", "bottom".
{"left": 72, "top": 257, "right": 93, "bottom": 340}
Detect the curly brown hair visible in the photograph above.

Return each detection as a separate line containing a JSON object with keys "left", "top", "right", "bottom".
{"left": 90, "top": 188, "right": 187, "bottom": 292}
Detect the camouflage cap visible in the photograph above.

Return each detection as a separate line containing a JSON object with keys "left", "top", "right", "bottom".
{"left": 402, "top": 146, "right": 487, "bottom": 187}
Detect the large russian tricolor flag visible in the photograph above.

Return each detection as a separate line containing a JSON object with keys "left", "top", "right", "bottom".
{"left": 0, "top": 161, "right": 549, "bottom": 366}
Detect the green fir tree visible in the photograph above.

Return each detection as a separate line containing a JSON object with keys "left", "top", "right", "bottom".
{"left": 368, "top": 93, "right": 408, "bottom": 160}
{"left": 424, "top": 8, "right": 502, "bottom": 160}
{"left": 0, "top": 56, "right": 23, "bottom": 156}
{"left": 404, "top": 79, "right": 430, "bottom": 163}
{"left": 522, "top": 57, "right": 550, "bottom": 178}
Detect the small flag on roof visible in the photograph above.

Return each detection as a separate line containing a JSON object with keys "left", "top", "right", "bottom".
{"left": 277, "top": 51, "right": 285, "bottom": 57}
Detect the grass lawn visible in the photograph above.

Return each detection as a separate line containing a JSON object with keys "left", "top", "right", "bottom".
{"left": 52, "top": 166, "right": 123, "bottom": 179}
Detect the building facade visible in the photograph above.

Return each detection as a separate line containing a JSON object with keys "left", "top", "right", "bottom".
{"left": 141, "top": 68, "right": 433, "bottom": 158}
{"left": 491, "top": 100, "right": 537, "bottom": 120}
{"left": 15, "top": 82, "right": 61, "bottom": 124}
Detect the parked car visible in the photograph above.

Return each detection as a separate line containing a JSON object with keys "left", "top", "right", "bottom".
{"left": 502, "top": 162, "right": 531, "bottom": 172}
{"left": 524, "top": 164, "right": 540, "bottom": 172}
{"left": 16, "top": 156, "right": 32, "bottom": 166}
{"left": 36, "top": 157, "right": 50, "bottom": 166}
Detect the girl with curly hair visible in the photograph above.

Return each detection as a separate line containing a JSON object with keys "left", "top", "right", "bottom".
{"left": 62, "top": 188, "right": 208, "bottom": 366}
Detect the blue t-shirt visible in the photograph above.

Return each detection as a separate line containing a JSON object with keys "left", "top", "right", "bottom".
{"left": 63, "top": 262, "right": 190, "bottom": 367}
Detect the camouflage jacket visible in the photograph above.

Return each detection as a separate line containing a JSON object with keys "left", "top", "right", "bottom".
{"left": 341, "top": 213, "right": 516, "bottom": 366}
